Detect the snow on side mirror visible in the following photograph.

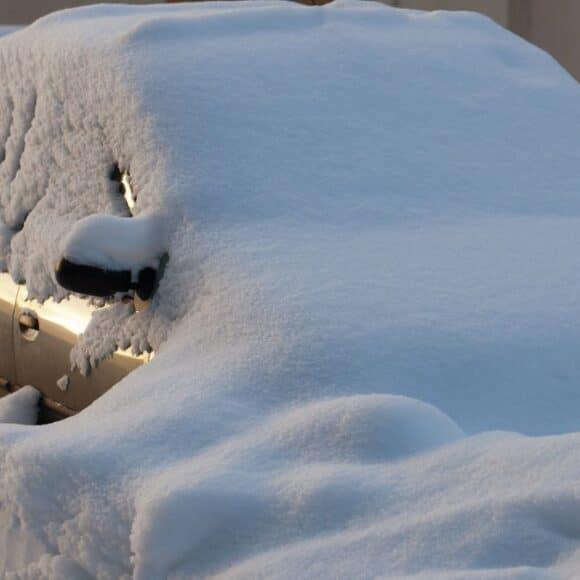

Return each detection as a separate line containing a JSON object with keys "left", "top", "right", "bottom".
{"left": 55, "top": 211, "right": 167, "bottom": 300}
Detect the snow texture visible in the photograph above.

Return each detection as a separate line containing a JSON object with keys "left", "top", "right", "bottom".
{"left": 1, "top": 1, "right": 580, "bottom": 578}
{"left": 62, "top": 209, "right": 167, "bottom": 272}
{"left": 0, "top": 386, "right": 39, "bottom": 425}
{"left": 0, "top": 217, "right": 12, "bottom": 270}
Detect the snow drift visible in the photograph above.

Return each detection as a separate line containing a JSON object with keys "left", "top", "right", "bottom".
{"left": 1, "top": 1, "right": 580, "bottom": 577}
{"left": 0, "top": 386, "right": 39, "bottom": 425}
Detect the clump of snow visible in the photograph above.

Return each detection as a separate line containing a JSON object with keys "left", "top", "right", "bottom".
{"left": 61, "top": 210, "right": 167, "bottom": 273}
{"left": 0, "top": 386, "right": 39, "bottom": 424}
{"left": 56, "top": 375, "right": 69, "bottom": 392}
{"left": 0, "top": 218, "right": 12, "bottom": 270}
{"left": 69, "top": 301, "right": 154, "bottom": 375}
{"left": 1, "top": 1, "right": 580, "bottom": 577}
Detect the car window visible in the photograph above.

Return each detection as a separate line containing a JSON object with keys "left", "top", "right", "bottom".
{"left": 110, "top": 163, "right": 136, "bottom": 216}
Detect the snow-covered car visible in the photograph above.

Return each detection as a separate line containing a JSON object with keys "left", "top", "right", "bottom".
{"left": 2, "top": 2, "right": 580, "bottom": 578}
{"left": 0, "top": 166, "right": 159, "bottom": 421}
{"left": 0, "top": 272, "right": 149, "bottom": 421}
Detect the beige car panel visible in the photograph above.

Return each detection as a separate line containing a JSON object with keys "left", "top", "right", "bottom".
{"left": 13, "top": 284, "right": 147, "bottom": 414}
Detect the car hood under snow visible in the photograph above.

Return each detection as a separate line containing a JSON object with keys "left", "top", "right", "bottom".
{"left": 2, "top": 1, "right": 580, "bottom": 577}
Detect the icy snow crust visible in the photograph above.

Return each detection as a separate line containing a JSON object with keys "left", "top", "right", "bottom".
{"left": 2, "top": 1, "right": 580, "bottom": 577}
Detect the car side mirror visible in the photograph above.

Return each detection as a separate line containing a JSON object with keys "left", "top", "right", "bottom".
{"left": 55, "top": 211, "right": 167, "bottom": 301}
{"left": 56, "top": 258, "right": 157, "bottom": 300}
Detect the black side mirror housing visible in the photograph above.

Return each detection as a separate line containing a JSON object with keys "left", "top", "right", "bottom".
{"left": 56, "top": 258, "right": 157, "bottom": 300}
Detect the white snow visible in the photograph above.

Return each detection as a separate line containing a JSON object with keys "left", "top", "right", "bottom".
{"left": 0, "top": 218, "right": 12, "bottom": 270}
{"left": 62, "top": 210, "right": 167, "bottom": 272}
{"left": 1, "top": 1, "right": 580, "bottom": 578}
{"left": 0, "top": 386, "right": 39, "bottom": 424}
{"left": 56, "top": 375, "right": 69, "bottom": 392}
{"left": 0, "top": 27, "right": 19, "bottom": 38}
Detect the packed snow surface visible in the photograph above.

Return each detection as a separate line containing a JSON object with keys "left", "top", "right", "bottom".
{"left": 1, "top": 1, "right": 580, "bottom": 577}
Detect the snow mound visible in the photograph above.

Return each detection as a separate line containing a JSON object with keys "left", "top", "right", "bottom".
{"left": 248, "top": 395, "right": 465, "bottom": 463}
{"left": 1, "top": 1, "right": 580, "bottom": 577}
{"left": 0, "top": 386, "right": 39, "bottom": 425}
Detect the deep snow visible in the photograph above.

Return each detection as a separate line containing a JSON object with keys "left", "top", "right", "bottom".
{"left": 1, "top": 1, "right": 580, "bottom": 578}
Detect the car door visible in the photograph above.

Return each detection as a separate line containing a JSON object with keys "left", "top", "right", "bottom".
{"left": 0, "top": 272, "right": 19, "bottom": 395}
{"left": 13, "top": 290, "right": 147, "bottom": 417}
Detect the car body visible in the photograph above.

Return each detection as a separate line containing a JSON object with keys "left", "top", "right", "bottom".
{"left": 0, "top": 165, "right": 151, "bottom": 421}
{"left": 0, "top": 272, "right": 147, "bottom": 421}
